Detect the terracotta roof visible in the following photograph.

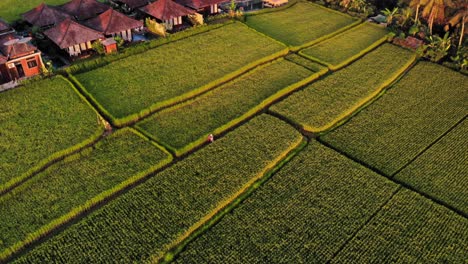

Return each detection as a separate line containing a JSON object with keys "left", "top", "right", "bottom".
{"left": 176, "top": 0, "right": 225, "bottom": 9}
{"left": 59, "top": 0, "right": 109, "bottom": 20}
{"left": 44, "top": 18, "right": 103, "bottom": 49}
{"left": 0, "top": 19, "right": 11, "bottom": 32}
{"left": 22, "top": 3, "right": 72, "bottom": 28}
{"left": 118, "top": 0, "right": 149, "bottom": 8}
{"left": 0, "top": 54, "right": 6, "bottom": 64}
{"left": 84, "top": 8, "right": 143, "bottom": 35}
{"left": 140, "top": 0, "right": 195, "bottom": 20}
{"left": 0, "top": 33, "right": 37, "bottom": 59}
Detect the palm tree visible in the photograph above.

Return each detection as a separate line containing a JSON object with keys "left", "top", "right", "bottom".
{"left": 447, "top": 1, "right": 468, "bottom": 47}
{"left": 421, "top": 0, "right": 455, "bottom": 34}
{"left": 409, "top": 0, "right": 424, "bottom": 23}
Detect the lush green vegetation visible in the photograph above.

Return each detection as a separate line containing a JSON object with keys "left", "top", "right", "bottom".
{"left": 332, "top": 189, "right": 468, "bottom": 263}
{"left": 13, "top": 115, "right": 303, "bottom": 263}
{"left": 136, "top": 59, "right": 313, "bottom": 155}
{"left": 74, "top": 22, "right": 287, "bottom": 125}
{"left": 284, "top": 53, "right": 327, "bottom": 72}
{"left": 174, "top": 140, "right": 397, "bottom": 263}
{"left": 394, "top": 119, "right": 467, "bottom": 215}
{"left": 322, "top": 62, "right": 467, "bottom": 176}
{"left": 0, "top": 0, "right": 69, "bottom": 22}
{"left": 0, "top": 128, "right": 171, "bottom": 260}
{"left": 300, "top": 22, "right": 389, "bottom": 69}
{"left": 245, "top": 2, "right": 359, "bottom": 48}
{"left": 0, "top": 76, "right": 102, "bottom": 192}
{"left": 271, "top": 44, "right": 416, "bottom": 133}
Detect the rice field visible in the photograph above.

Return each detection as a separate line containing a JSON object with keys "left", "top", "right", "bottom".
{"left": 0, "top": 0, "right": 71, "bottom": 23}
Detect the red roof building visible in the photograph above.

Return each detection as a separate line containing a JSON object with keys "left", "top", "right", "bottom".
{"left": 59, "top": 0, "right": 109, "bottom": 20}
{"left": 22, "top": 3, "right": 72, "bottom": 28}
{"left": 44, "top": 18, "right": 104, "bottom": 56}
{"left": 84, "top": 9, "right": 143, "bottom": 41}
{"left": 0, "top": 33, "right": 43, "bottom": 84}
{"left": 140, "top": 0, "right": 195, "bottom": 27}
{"left": 0, "top": 19, "right": 14, "bottom": 36}
{"left": 176, "top": 0, "right": 224, "bottom": 15}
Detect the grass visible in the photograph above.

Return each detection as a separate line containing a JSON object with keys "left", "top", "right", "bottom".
{"left": 300, "top": 22, "right": 389, "bottom": 69}
{"left": 0, "top": 0, "right": 69, "bottom": 23}
{"left": 394, "top": 118, "right": 468, "bottom": 215}
{"left": 74, "top": 22, "right": 286, "bottom": 123}
{"left": 271, "top": 44, "right": 416, "bottom": 133}
{"left": 12, "top": 115, "right": 303, "bottom": 263}
{"left": 284, "top": 53, "right": 327, "bottom": 72}
{"left": 321, "top": 62, "right": 468, "bottom": 176}
{"left": 244, "top": 2, "right": 358, "bottom": 48}
{"left": 331, "top": 189, "right": 468, "bottom": 263}
{"left": 0, "top": 76, "right": 101, "bottom": 190}
{"left": 0, "top": 128, "right": 171, "bottom": 260}
{"left": 173, "top": 140, "right": 397, "bottom": 263}
{"left": 136, "top": 59, "right": 313, "bottom": 155}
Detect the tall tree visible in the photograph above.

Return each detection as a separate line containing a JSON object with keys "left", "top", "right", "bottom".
{"left": 447, "top": 1, "right": 468, "bottom": 47}
{"left": 421, "top": 0, "right": 455, "bottom": 34}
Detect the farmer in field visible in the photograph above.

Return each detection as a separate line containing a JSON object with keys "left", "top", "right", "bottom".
{"left": 208, "top": 134, "right": 214, "bottom": 143}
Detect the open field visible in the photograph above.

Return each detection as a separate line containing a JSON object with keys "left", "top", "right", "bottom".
{"left": 271, "top": 44, "right": 416, "bottom": 133}
{"left": 175, "top": 141, "right": 397, "bottom": 263}
{"left": 13, "top": 115, "right": 303, "bottom": 263}
{"left": 0, "top": 0, "right": 70, "bottom": 23}
{"left": 74, "top": 22, "right": 286, "bottom": 124}
{"left": 0, "top": 128, "right": 171, "bottom": 259}
{"left": 284, "top": 54, "right": 327, "bottom": 72}
{"left": 245, "top": 2, "right": 358, "bottom": 48}
{"left": 300, "top": 22, "right": 389, "bottom": 69}
{"left": 136, "top": 59, "right": 314, "bottom": 155}
{"left": 322, "top": 62, "right": 468, "bottom": 175}
{"left": 394, "top": 119, "right": 467, "bottom": 215}
{"left": 332, "top": 189, "right": 468, "bottom": 263}
{"left": 0, "top": 76, "right": 101, "bottom": 191}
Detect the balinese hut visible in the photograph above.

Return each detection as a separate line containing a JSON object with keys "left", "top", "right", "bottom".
{"left": 0, "top": 33, "right": 43, "bottom": 83}
{"left": 44, "top": 18, "right": 104, "bottom": 56}
{"left": 22, "top": 3, "right": 72, "bottom": 29}
{"left": 140, "top": 0, "right": 195, "bottom": 28}
{"left": 0, "top": 19, "right": 14, "bottom": 36}
{"left": 176, "top": 0, "right": 225, "bottom": 15}
{"left": 84, "top": 9, "right": 143, "bottom": 41}
{"left": 59, "top": 0, "right": 109, "bottom": 20}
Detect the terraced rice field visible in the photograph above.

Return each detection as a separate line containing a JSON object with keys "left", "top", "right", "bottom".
{"left": 0, "top": 77, "right": 101, "bottom": 191}
{"left": 245, "top": 2, "right": 358, "bottom": 47}
{"left": 271, "top": 44, "right": 416, "bottom": 133}
{"left": 321, "top": 62, "right": 468, "bottom": 175}
{"left": 0, "top": 0, "right": 70, "bottom": 22}
{"left": 74, "top": 22, "right": 286, "bottom": 124}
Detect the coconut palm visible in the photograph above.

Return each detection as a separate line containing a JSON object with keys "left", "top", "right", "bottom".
{"left": 422, "top": 0, "right": 455, "bottom": 34}
{"left": 447, "top": 1, "right": 468, "bottom": 47}
{"left": 409, "top": 0, "right": 424, "bottom": 23}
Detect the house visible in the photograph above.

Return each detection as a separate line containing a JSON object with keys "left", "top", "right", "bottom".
{"left": 0, "top": 19, "right": 15, "bottom": 36}
{"left": 176, "top": 0, "right": 225, "bottom": 16}
{"left": 140, "top": 0, "right": 195, "bottom": 28}
{"left": 84, "top": 8, "right": 143, "bottom": 41}
{"left": 59, "top": 0, "right": 109, "bottom": 20}
{"left": 44, "top": 18, "right": 104, "bottom": 56}
{"left": 22, "top": 3, "right": 72, "bottom": 29}
{"left": 0, "top": 33, "right": 43, "bottom": 83}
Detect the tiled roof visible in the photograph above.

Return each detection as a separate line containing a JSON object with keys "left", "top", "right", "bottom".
{"left": 0, "top": 19, "right": 11, "bottom": 32}
{"left": 59, "top": 0, "right": 109, "bottom": 20}
{"left": 44, "top": 18, "right": 103, "bottom": 48}
{"left": 176, "top": 0, "right": 225, "bottom": 9}
{"left": 22, "top": 3, "right": 72, "bottom": 28}
{"left": 140, "top": 0, "right": 195, "bottom": 20}
{"left": 0, "top": 33, "right": 37, "bottom": 59}
{"left": 84, "top": 8, "right": 143, "bottom": 35}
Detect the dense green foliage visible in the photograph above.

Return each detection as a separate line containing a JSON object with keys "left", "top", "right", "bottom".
{"left": 175, "top": 141, "right": 397, "bottom": 263}
{"left": 13, "top": 115, "right": 303, "bottom": 263}
{"left": 394, "top": 119, "right": 468, "bottom": 215}
{"left": 245, "top": 2, "right": 358, "bottom": 47}
{"left": 0, "top": 0, "right": 70, "bottom": 22}
{"left": 136, "top": 59, "right": 312, "bottom": 155}
{"left": 271, "top": 44, "right": 415, "bottom": 133}
{"left": 75, "top": 23, "right": 286, "bottom": 122}
{"left": 0, "top": 128, "right": 171, "bottom": 259}
{"left": 332, "top": 189, "right": 468, "bottom": 263}
{"left": 322, "top": 62, "right": 468, "bottom": 175}
{"left": 0, "top": 76, "right": 101, "bottom": 190}
{"left": 300, "top": 22, "right": 389, "bottom": 69}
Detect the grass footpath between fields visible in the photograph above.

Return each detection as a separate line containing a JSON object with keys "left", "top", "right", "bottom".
{"left": 11, "top": 115, "right": 303, "bottom": 263}
{"left": 270, "top": 44, "right": 417, "bottom": 134}
{"left": 0, "top": 76, "right": 104, "bottom": 195}
{"left": 0, "top": 128, "right": 172, "bottom": 262}
{"left": 136, "top": 58, "right": 328, "bottom": 156}
{"left": 321, "top": 62, "right": 468, "bottom": 176}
